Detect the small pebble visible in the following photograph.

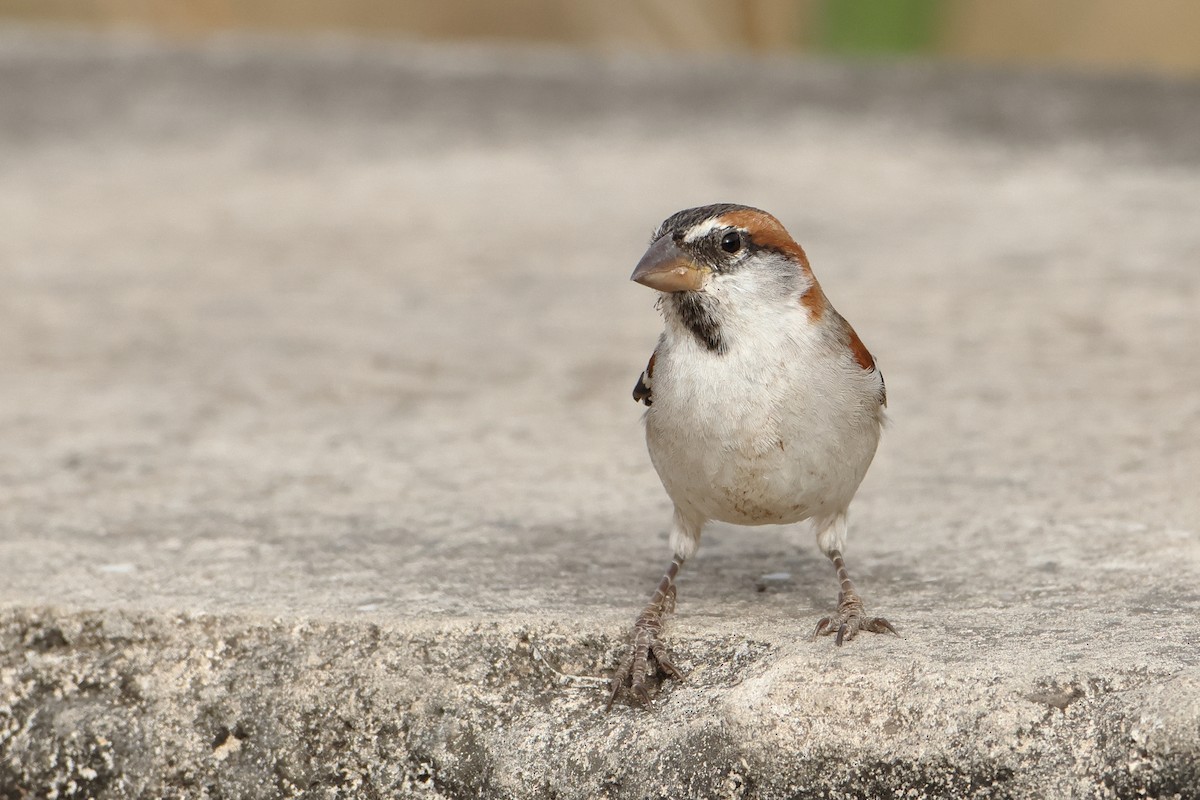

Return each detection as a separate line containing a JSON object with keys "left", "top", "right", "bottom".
{"left": 755, "top": 571, "right": 793, "bottom": 592}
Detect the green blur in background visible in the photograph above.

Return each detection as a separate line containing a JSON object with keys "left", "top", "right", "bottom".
{"left": 820, "top": 0, "right": 943, "bottom": 54}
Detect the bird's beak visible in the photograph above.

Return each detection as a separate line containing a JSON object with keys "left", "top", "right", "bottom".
{"left": 630, "top": 235, "right": 706, "bottom": 292}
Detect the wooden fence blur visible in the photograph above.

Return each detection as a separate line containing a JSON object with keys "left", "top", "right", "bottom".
{"left": 2, "top": 0, "right": 1199, "bottom": 75}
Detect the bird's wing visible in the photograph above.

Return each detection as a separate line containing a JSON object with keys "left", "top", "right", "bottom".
{"left": 845, "top": 323, "right": 887, "bottom": 407}
{"left": 632, "top": 351, "right": 657, "bottom": 406}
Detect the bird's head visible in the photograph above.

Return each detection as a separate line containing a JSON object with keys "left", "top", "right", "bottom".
{"left": 631, "top": 204, "right": 819, "bottom": 302}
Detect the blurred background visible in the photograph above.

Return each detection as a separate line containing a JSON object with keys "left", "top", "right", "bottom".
{"left": 3, "top": 0, "right": 1200, "bottom": 75}
{"left": 2, "top": 0, "right": 1199, "bottom": 622}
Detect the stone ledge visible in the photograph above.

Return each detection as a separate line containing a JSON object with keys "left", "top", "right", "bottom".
{"left": 2, "top": 608, "right": 1197, "bottom": 798}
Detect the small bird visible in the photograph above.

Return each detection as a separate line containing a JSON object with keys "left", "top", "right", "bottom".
{"left": 609, "top": 204, "right": 896, "bottom": 709}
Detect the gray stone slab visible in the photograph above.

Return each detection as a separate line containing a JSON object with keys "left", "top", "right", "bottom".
{"left": 1, "top": 29, "right": 1198, "bottom": 799}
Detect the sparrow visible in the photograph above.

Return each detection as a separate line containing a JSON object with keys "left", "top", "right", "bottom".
{"left": 608, "top": 204, "right": 896, "bottom": 709}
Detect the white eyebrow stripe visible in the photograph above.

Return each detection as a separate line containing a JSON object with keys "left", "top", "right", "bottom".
{"left": 683, "top": 218, "right": 729, "bottom": 242}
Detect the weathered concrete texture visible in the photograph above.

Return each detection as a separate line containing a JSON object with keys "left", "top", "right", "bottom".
{"left": 1, "top": 29, "right": 1199, "bottom": 799}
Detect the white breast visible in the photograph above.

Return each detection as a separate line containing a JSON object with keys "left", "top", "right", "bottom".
{"left": 644, "top": 300, "right": 883, "bottom": 528}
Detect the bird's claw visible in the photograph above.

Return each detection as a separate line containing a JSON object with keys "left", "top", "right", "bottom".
{"left": 606, "top": 613, "right": 682, "bottom": 710}
{"left": 813, "top": 592, "right": 898, "bottom": 646}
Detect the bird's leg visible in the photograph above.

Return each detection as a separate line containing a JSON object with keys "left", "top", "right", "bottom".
{"left": 813, "top": 549, "right": 897, "bottom": 646}
{"left": 607, "top": 556, "right": 685, "bottom": 709}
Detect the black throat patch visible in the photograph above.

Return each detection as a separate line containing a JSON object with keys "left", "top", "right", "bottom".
{"left": 671, "top": 293, "right": 725, "bottom": 353}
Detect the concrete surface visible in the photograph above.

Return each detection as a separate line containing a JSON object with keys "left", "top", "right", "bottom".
{"left": 2, "top": 29, "right": 1199, "bottom": 799}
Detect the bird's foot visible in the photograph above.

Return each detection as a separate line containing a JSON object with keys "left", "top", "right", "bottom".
{"left": 606, "top": 592, "right": 683, "bottom": 710}
{"left": 812, "top": 590, "right": 898, "bottom": 646}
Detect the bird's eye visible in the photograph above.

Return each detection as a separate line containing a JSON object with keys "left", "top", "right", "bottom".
{"left": 720, "top": 231, "right": 742, "bottom": 254}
